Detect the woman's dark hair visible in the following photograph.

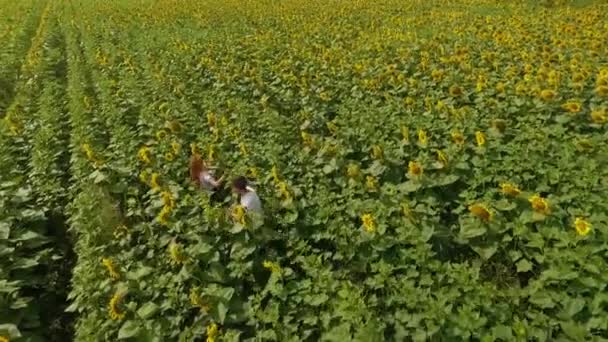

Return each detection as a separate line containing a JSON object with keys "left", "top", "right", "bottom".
{"left": 232, "top": 176, "right": 248, "bottom": 191}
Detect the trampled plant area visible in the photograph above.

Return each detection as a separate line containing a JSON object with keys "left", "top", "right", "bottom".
{"left": 1, "top": 0, "right": 607, "bottom": 341}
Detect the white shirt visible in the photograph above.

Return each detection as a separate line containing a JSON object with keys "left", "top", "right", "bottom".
{"left": 198, "top": 171, "right": 219, "bottom": 190}
{"left": 241, "top": 189, "right": 262, "bottom": 214}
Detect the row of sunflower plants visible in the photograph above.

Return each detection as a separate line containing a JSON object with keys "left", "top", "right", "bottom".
{"left": 59, "top": 6, "right": 125, "bottom": 342}
{"left": 0, "top": 2, "right": 75, "bottom": 341}
{"left": 0, "top": 0, "right": 47, "bottom": 115}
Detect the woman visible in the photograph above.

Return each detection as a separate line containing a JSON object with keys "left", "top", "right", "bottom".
{"left": 231, "top": 176, "right": 263, "bottom": 215}
{"left": 189, "top": 153, "right": 224, "bottom": 191}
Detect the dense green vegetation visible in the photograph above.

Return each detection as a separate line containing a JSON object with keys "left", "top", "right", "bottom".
{"left": 1, "top": 0, "right": 607, "bottom": 341}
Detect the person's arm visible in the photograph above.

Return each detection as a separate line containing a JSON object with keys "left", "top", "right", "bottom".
{"left": 208, "top": 176, "right": 222, "bottom": 188}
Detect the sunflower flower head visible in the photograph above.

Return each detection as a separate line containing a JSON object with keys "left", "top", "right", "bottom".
{"left": 158, "top": 206, "right": 172, "bottom": 226}
{"left": 347, "top": 164, "right": 360, "bottom": 178}
{"left": 263, "top": 260, "right": 281, "bottom": 273}
{"left": 574, "top": 217, "right": 591, "bottom": 236}
{"left": 326, "top": 121, "right": 338, "bottom": 135}
{"left": 171, "top": 141, "right": 181, "bottom": 155}
{"left": 301, "top": 131, "right": 314, "bottom": 147}
{"left": 475, "top": 131, "right": 486, "bottom": 147}
{"left": 138, "top": 146, "right": 152, "bottom": 164}
{"left": 277, "top": 181, "right": 291, "bottom": 200}
{"left": 469, "top": 204, "right": 493, "bottom": 222}
{"left": 365, "top": 175, "right": 378, "bottom": 191}
{"left": 169, "top": 240, "right": 187, "bottom": 264}
{"left": 232, "top": 205, "right": 247, "bottom": 225}
{"left": 408, "top": 161, "right": 423, "bottom": 178}
{"left": 401, "top": 202, "right": 416, "bottom": 222}
{"left": 190, "top": 143, "right": 199, "bottom": 155}
{"left": 161, "top": 191, "right": 175, "bottom": 209}
{"left": 109, "top": 291, "right": 126, "bottom": 321}
{"left": 539, "top": 89, "right": 556, "bottom": 101}
{"left": 156, "top": 130, "right": 167, "bottom": 141}
{"left": 139, "top": 170, "right": 149, "bottom": 184}
{"left": 271, "top": 165, "right": 280, "bottom": 183}
{"left": 371, "top": 145, "right": 384, "bottom": 160}
{"left": 246, "top": 166, "right": 259, "bottom": 179}
{"left": 529, "top": 194, "right": 550, "bottom": 215}
{"left": 437, "top": 150, "right": 448, "bottom": 167}
{"left": 361, "top": 213, "right": 376, "bottom": 233}
{"left": 590, "top": 108, "right": 606, "bottom": 124}
{"left": 451, "top": 131, "right": 465, "bottom": 145}
{"left": 401, "top": 126, "right": 410, "bottom": 143}
{"left": 418, "top": 129, "right": 428, "bottom": 146}
{"left": 561, "top": 101, "right": 582, "bottom": 113}
{"left": 206, "top": 323, "right": 219, "bottom": 342}
{"left": 449, "top": 85, "right": 463, "bottom": 96}
{"left": 595, "top": 85, "right": 608, "bottom": 97}
{"left": 102, "top": 258, "right": 120, "bottom": 280}
{"left": 239, "top": 142, "right": 248, "bottom": 156}
{"left": 500, "top": 182, "right": 521, "bottom": 197}
{"left": 207, "top": 145, "right": 216, "bottom": 162}
{"left": 207, "top": 112, "right": 217, "bottom": 127}
{"left": 150, "top": 173, "right": 161, "bottom": 190}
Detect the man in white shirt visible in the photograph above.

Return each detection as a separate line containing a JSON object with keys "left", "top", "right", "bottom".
{"left": 232, "top": 176, "right": 263, "bottom": 215}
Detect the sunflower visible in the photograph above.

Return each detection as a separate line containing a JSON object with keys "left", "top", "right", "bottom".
{"left": 161, "top": 191, "right": 175, "bottom": 209}
{"left": 469, "top": 204, "right": 493, "bottom": 222}
{"left": 449, "top": 85, "right": 463, "bottom": 96}
{"left": 437, "top": 150, "right": 448, "bottom": 167}
{"left": 590, "top": 108, "right": 606, "bottom": 124}
{"left": 451, "top": 131, "right": 465, "bottom": 145}
{"left": 539, "top": 89, "right": 556, "bottom": 101}
{"left": 408, "top": 161, "right": 423, "bottom": 177}
{"left": 156, "top": 130, "right": 167, "bottom": 141}
{"left": 529, "top": 194, "right": 550, "bottom": 215}
{"left": 158, "top": 206, "right": 172, "bottom": 225}
{"left": 361, "top": 213, "right": 376, "bottom": 233}
{"left": 595, "top": 85, "right": 608, "bottom": 97}
{"left": 475, "top": 131, "right": 486, "bottom": 147}
{"left": 574, "top": 217, "right": 591, "bottom": 236}
{"left": 277, "top": 181, "right": 291, "bottom": 200}
{"left": 371, "top": 145, "right": 384, "bottom": 160}
{"left": 499, "top": 183, "right": 521, "bottom": 197}
{"left": 138, "top": 146, "right": 152, "bottom": 164}
{"left": 150, "top": 173, "right": 161, "bottom": 190}
{"left": 366, "top": 175, "right": 378, "bottom": 191}
{"left": 102, "top": 258, "right": 120, "bottom": 280}
{"left": 169, "top": 240, "right": 187, "bottom": 264}
{"left": 171, "top": 141, "right": 181, "bottom": 155}
{"left": 418, "top": 129, "right": 428, "bottom": 146}
{"left": 401, "top": 126, "right": 410, "bottom": 143}
{"left": 109, "top": 292, "right": 126, "bottom": 320}
{"left": 263, "top": 260, "right": 281, "bottom": 273}
{"left": 189, "top": 288, "right": 209, "bottom": 311}
{"left": 232, "top": 205, "right": 246, "bottom": 225}
{"left": 346, "top": 164, "right": 360, "bottom": 178}
{"left": 206, "top": 323, "right": 219, "bottom": 342}
{"left": 561, "top": 101, "right": 582, "bottom": 113}
{"left": 495, "top": 82, "right": 505, "bottom": 93}
{"left": 301, "top": 131, "right": 314, "bottom": 147}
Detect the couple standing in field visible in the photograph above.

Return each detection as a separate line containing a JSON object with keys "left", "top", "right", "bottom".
{"left": 189, "top": 153, "right": 263, "bottom": 217}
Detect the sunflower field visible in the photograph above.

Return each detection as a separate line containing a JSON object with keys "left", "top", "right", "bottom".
{"left": 1, "top": 0, "right": 608, "bottom": 341}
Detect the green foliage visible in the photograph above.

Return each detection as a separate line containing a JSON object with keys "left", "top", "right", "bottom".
{"left": 1, "top": 0, "right": 608, "bottom": 341}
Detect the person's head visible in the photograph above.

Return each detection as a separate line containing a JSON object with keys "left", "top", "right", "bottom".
{"left": 189, "top": 154, "right": 206, "bottom": 181}
{"left": 232, "top": 176, "right": 248, "bottom": 194}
